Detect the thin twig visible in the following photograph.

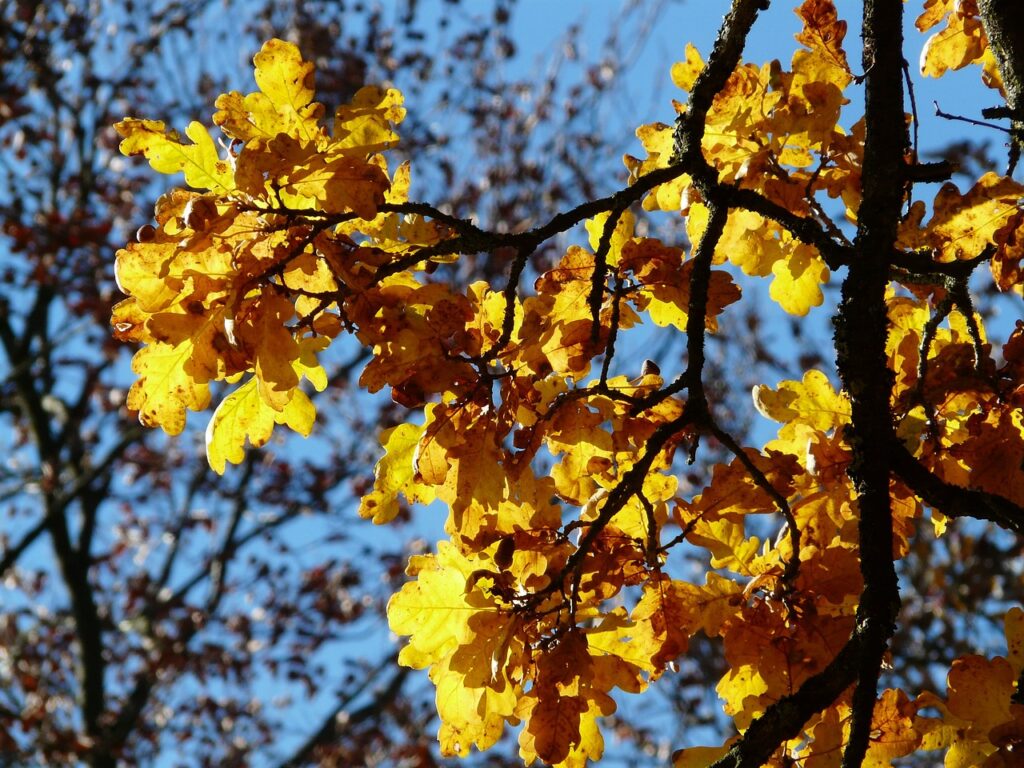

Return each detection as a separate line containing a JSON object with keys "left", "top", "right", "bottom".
{"left": 708, "top": 421, "right": 801, "bottom": 587}
{"left": 934, "top": 100, "right": 1011, "bottom": 132}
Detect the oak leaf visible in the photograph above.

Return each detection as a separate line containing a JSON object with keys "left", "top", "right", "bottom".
{"left": 205, "top": 377, "right": 315, "bottom": 473}
{"left": 769, "top": 243, "right": 830, "bottom": 316}
{"left": 925, "top": 173, "right": 1024, "bottom": 262}
{"left": 126, "top": 308, "right": 233, "bottom": 435}
{"left": 114, "top": 119, "right": 235, "bottom": 192}
{"left": 359, "top": 422, "right": 437, "bottom": 524}
{"left": 214, "top": 38, "right": 324, "bottom": 145}
{"left": 918, "top": 1, "right": 987, "bottom": 79}
{"left": 753, "top": 369, "right": 850, "bottom": 435}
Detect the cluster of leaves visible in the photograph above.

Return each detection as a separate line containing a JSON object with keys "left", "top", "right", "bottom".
{"left": 6, "top": 2, "right": 687, "bottom": 766}
{"left": 112, "top": 40, "right": 413, "bottom": 458}
{"left": 111, "top": 1, "right": 1024, "bottom": 767}
{"left": 0, "top": 4, "right": 420, "bottom": 765}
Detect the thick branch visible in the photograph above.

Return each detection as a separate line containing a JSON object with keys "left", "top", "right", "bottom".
{"left": 836, "top": 3, "right": 906, "bottom": 765}
{"left": 373, "top": 162, "right": 695, "bottom": 281}
{"left": 977, "top": 1, "right": 1024, "bottom": 148}
{"left": 0, "top": 305, "right": 56, "bottom": 465}
{"left": 890, "top": 442, "right": 1024, "bottom": 535}
{"left": 46, "top": 500, "right": 110, "bottom": 768}
{"left": 681, "top": 203, "right": 729, "bottom": 414}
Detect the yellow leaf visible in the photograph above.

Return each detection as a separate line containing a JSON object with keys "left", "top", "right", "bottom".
{"left": 233, "top": 291, "right": 301, "bottom": 411}
{"left": 604, "top": 472, "right": 676, "bottom": 541}
{"left": 673, "top": 745, "right": 730, "bottom": 768}
{"left": 916, "top": 0, "right": 953, "bottom": 32}
{"left": 545, "top": 400, "right": 614, "bottom": 504}
{"left": 359, "top": 422, "right": 436, "bottom": 524}
{"left": 769, "top": 243, "right": 830, "bottom": 316}
{"left": 802, "top": 706, "right": 843, "bottom": 768}
{"left": 205, "top": 376, "right": 316, "bottom": 474}
{"left": 236, "top": 133, "right": 390, "bottom": 218}
{"left": 947, "top": 655, "right": 1015, "bottom": 736}
{"left": 863, "top": 689, "right": 921, "bottom": 766}
{"left": 388, "top": 542, "right": 481, "bottom": 669}
{"left": 115, "top": 119, "right": 234, "bottom": 192}
{"left": 388, "top": 544, "right": 524, "bottom": 757}
{"left": 699, "top": 60, "right": 780, "bottom": 183}
{"left": 753, "top": 369, "right": 850, "bottom": 433}
{"left": 688, "top": 516, "right": 761, "bottom": 574}
{"left": 253, "top": 39, "right": 317, "bottom": 129}
{"left": 293, "top": 336, "right": 329, "bottom": 392}
{"left": 525, "top": 246, "right": 612, "bottom": 378}
{"left": 621, "top": 238, "right": 741, "bottom": 332}
{"left": 113, "top": 238, "right": 181, "bottom": 315}
{"left": 948, "top": 409, "right": 1024, "bottom": 508}
{"left": 278, "top": 388, "right": 315, "bottom": 435}
{"left": 110, "top": 298, "right": 150, "bottom": 344}
{"left": 626, "top": 576, "right": 716, "bottom": 668}
{"left": 715, "top": 662, "right": 770, "bottom": 724}
{"left": 919, "top": 7, "right": 986, "bottom": 78}
{"left": 719, "top": 209, "right": 786, "bottom": 276}
{"left": 432, "top": 608, "right": 520, "bottom": 755}
{"left": 683, "top": 449, "right": 799, "bottom": 521}
{"left": 584, "top": 210, "right": 635, "bottom": 268}
{"left": 433, "top": 649, "right": 517, "bottom": 756}
{"left": 946, "top": 741, "right": 998, "bottom": 768}
{"left": 128, "top": 340, "right": 211, "bottom": 435}
{"left": 213, "top": 38, "right": 327, "bottom": 148}
{"left": 334, "top": 85, "right": 406, "bottom": 153}
{"left": 718, "top": 604, "right": 853, "bottom": 729}
{"left": 771, "top": 1, "right": 853, "bottom": 156}
{"left": 283, "top": 251, "right": 339, "bottom": 318}
{"left": 699, "top": 572, "right": 745, "bottom": 637}
{"left": 625, "top": 122, "right": 692, "bottom": 212}
{"left": 926, "top": 172, "right": 1024, "bottom": 261}
{"left": 784, "top": 49, "right": 850, "bottom": 152}
{"left": 795, "top": 0, "right": 850, "bottom": 76}
{"left": 114, "top": 194, "right": 237, "bottom": 314}
{"left": 586, "top": 612, "right": 659, "bottom": 674}
{"left": 671, "top": 43, "right": 705, "bottom": 93}
{"left": 408, "top": 402, "right": 506, "bottom": 537}
{"left": 127, "top": 309, "right": 230, "bottom": 435}
{"left": 651, "top": 266, "right": 740, "bottom": 332}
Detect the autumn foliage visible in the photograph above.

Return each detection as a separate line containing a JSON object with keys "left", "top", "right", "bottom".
{"left": 111, "top": 1, "right": 1024, "bottom": 766}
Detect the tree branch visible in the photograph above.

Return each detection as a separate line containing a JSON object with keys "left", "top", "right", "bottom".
{"left": 275, "top": 656, "right": 409, "bottom": 768}
{"left": 835, "top": 2, "right": 907, "bottom": 764}
{"left": 710, "top": 630, "right": 862, "bottom": 768}
{"left": 890, "top": 441, "right": 1024, "bottom": 536}
{"left": 0, "top": 517, "right": 48, "bottom": 577}
{"left": 977, "top": 0, "right": 1024, "bottom": 171}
